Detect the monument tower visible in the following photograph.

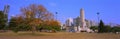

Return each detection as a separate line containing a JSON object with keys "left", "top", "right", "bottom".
{"left": 80, "top": 8, "right": 86, "bottom": 31}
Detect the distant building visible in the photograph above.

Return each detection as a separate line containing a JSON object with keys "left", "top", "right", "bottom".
{"left": 90, "top": 20, "right": 98, "bottom": 26}
{"left": 65, "top": 18, "right": 75, "bottom": 32}
{"left": 3, "top": 5, "right": 10, "bottom": 15}
{"left": 0, "top": 5, "right": 10, "bottom": 26}
{"left": 85, "top": 19, "right": 91, "bottom": 28}
{"left": 65, "top": 18, "right": 74, "bottom": 26}
{"left": 4, "top": 5, "right": 10, "bottom": 26}
{"left": 64, "top": 8, "right": 96, "bottom": 33}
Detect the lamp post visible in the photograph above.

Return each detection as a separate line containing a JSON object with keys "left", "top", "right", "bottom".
{"left": 55, "top": 12, "right": 58, "bottom": 20}
{"left": 97, "top": 12, "right": 100, "bottom": 25}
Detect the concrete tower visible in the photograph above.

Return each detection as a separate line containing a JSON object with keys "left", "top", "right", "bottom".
{"left": 80, "top": 8, "right": 86, "bottom": 30}
{"left": 3, "top": 5, "right": 10, "bottom": 14}
{"left": 3, "top": 5, "right": 10, "bottom": 26}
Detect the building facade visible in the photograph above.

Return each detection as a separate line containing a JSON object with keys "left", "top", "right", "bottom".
{"left": 65, "top": 8, "right": 96, "bottom": 32}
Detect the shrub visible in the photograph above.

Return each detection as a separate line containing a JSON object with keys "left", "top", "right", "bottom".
{"left": 12, "top": 27, "right": 19, "bottom": 33}
{"left": 36, "top": 26, "right": 60, "bottom": 32}
{"left": 111, "top": 26, "right": 120, "bottom": 33}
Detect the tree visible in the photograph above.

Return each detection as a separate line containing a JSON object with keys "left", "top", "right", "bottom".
{"left": 20, "top": 4, "right": 54, "bottom": 34}
{"left": 0, "top": 11, "right": 7, "bottom": 30}
{"left": 104, "top": 25, "right": 111, "bottom": 32}
{"left": 111, "top": 26, "right": 120, "bottom": 33}
{"left": 9, "top": 4, "right": 60, "bottom": 33}
{"left": 90, "top": 26, "right": 98, "bottom": 31}
{"left": 98, "top": 20, "right": 112, "bottom": 33}
{"left": 9, "top": 16, "right": 32, "bottom": 33}
{"left": 29, "top": 18, "right": 42, "bottom": 33}
{"left": 43, "top": 20, "right": 61, "bottom": 31}
{"left": 9, "top": 17, "right": 18, "bottom": 33}
{"left": 98, "top": 20, "right": 105, "bottom": 33}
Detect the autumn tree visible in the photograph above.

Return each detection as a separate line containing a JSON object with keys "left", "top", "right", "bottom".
{"left": 20, "top": 4, "right": 55, "bottom": 33}
{"left": 9, "top": 4, "right": 61, "bottom": 33}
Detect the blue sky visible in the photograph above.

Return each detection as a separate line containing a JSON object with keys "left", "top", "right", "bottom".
{"left": 0, "top": 0, "right": 120, "bottom": 24}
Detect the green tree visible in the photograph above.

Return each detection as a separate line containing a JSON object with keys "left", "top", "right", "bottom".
{"left": 9, "top": 17, "right": 18, "bottom": 33}
{"left": 104, "top": 25, "right": 111, "bottom": 32}
{"left": 0, "top": 11, "right": 7, "bottom": 30}
{"left": 40, "top": 20, "right": 61, "bottom": 31}
{"left": 9, "top": 16, "right": 32, "bottom": 33}
{"left": 98, "top": 20, "right": 105, "bottom": 33}
{"left": 90, "top": 26, "right": 98, "bottom": 31}
{"left": 98, "top": 20, "right": 111, "bottom": 33}
{"left": 111, "top": 26, "right": 120, "bottom": 33}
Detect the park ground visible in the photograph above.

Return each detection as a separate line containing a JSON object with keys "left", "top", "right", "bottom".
{"left": 0, "top": 31, "right": 120, "bottom": 39}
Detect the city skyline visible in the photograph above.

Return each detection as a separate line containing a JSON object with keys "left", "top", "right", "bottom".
{"left": 0, "top": 0, "right": 120, "bottom": 24}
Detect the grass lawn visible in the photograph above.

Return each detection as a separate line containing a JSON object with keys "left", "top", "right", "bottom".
{"left": 0, "top": 31, "right": 120, "bottom": 39}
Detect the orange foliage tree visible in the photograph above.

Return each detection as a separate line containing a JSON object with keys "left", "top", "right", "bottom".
{"left": 19, "top": 4, "right": 60, "bottom": 33}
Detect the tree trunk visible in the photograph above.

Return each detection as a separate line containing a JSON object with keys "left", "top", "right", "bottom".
{"left": 32, "top": 26, "right": 36, "bottom": 34}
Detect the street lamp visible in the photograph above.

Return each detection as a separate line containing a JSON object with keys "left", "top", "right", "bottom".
{"left": 55, "top": 12, "right": 58, "bottom": 20}
{"left": 97, "top": 12, "right": 100, "bottom": 25}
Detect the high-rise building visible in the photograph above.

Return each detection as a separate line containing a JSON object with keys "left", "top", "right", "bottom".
{"left": 3, "top": 5, "right": 10, "bottom": 26}
{"left": 3, "top": 5, "right": 10, "bottom": 15}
